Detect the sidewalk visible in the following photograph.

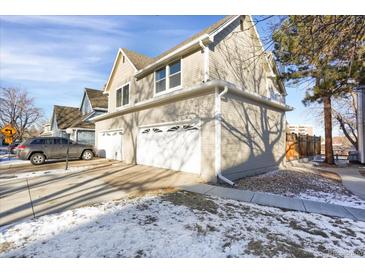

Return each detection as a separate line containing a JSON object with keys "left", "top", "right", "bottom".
{"left": 289, "top": 160, "right": 365, "bottom": 200}
{"left": 179, "top": 184, "right": 365, "bottom": 222}
{"left": 324, "top": 167, "right": 365, "bottom": 200}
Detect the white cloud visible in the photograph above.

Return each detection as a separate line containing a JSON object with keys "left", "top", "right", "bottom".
{"left": 0, "top": 50, "right": 104, "bottom": 83}
{"left": 0, "top": 16, "right": 131, "bottom": 34}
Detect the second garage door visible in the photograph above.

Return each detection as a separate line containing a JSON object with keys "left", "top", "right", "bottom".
{"left": 97, "top": 130, "right": 123, "bottom": 161}
{"left": 137, "top": 122, "right": 201, "bottom": 174}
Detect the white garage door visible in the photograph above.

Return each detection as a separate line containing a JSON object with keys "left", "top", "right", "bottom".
{"left": 97, "top": 131, "right": 123, "bottom": 161}
{"left": 137, "top": 122, "right": 201, "bottom": 174}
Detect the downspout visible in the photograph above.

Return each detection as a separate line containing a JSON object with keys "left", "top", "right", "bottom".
{"left": 199, "top": 40, "right": 209, "bottom": 83}
{"left": 215, "top": 86, "right": 236, "bottom": 186}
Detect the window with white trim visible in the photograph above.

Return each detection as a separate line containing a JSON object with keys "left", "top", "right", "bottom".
{"left": 168, "top": 60, "right": 181, "bottom": 89}
{"left": 155, "top": 68, "right": 166, "bottom": 93}
{"left": 116, "top": 88, "right": 122, "bottom": 108}
{"left": 116, "top": 83, "right": 130, "bottom": 108}
{"left": 155, "top": 60, "right": 181, "bottom": 94}
{"left": 122, "top": 84, "right": 129, "bottom": 105}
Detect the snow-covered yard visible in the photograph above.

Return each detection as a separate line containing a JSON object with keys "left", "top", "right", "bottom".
{"left": 1, "top": 191, "right": 364, "bottom": 258}
{"left": 0, "top": 150, "right": 28, "bottom": 166}
{"left": 236, "top": 168, "right": 365, "bottom": 209}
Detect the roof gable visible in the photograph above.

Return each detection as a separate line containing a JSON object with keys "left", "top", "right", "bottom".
{"left": 122, "top": 48, "right": 154, "bottom": 70}
{"left": 84, "top": 88, "right": 108, "bottom": 109}
{"left": 104, "top": 15, "right": 282, "bottom": 90}
{"left": 53, "top": 105, "right": 82, "bottom": 129}
{"left": 104, "top": 48, "right": 143, "bottom": 92}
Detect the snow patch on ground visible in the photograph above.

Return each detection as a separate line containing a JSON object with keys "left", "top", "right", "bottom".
{"left": 1, "top": 191, "right": 364, "bottom": 258}
{"left": 299, "top": 191, "right": 365, "bottom": 208}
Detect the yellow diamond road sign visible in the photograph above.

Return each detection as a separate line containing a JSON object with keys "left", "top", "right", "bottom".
{"left": 5, "top": 137, "right": 13, "bottom": 145}
{"left": 1, "top": 124, "right": 17, "bottom": 137}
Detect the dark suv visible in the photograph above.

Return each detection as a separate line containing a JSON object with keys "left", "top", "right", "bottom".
{"left": 16, "top": 137, "right": 96, "bottom": 165}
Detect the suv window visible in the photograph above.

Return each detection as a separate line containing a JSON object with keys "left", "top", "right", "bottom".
{"left": 31, "top": 139, "right": 45, "bottom": 145}
{"left": 31, "top": 138, "right": 53, "bottom": 145}
{"left": 55, "top": 138, "right": 69, "bottom": 144}
{"left": 53, "top": 138, "right": 62, "bottom": 145}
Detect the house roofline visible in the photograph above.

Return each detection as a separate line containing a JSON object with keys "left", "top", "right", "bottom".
{"left": 91, "top": 80, "right": 293, "bottom": 122}
{"left": 135, "top": 16, "right": 241, "bottom": 78}
{"left": 104, "top": 48, "right": 138, "bottom": 93}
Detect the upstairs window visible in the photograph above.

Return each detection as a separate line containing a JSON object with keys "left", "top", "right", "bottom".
{"left": 155, "top": 60, "right": 181, "bottom": 94}
{"left": 155, "top": 68, "right": 166, "bottom": 93}
{"left": 116, "top": 88, "right": 122, "bottom": 107}
{"left": 169, "top": 61, "right": 181, "bottom": 89}
{"left": 122, "top": 84, "right": 129, "bottom": 106}
{"left": 116, "top": 83, "right": 130, "bottom": 108}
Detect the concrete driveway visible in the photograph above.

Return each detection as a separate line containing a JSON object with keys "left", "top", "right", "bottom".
{"left": 0, "top": 160, "right": 204, "bottom": 226}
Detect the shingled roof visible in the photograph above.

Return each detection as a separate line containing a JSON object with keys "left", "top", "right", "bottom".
{"left": 85, "top": 88, "right": 108, "bottom": 109}
{"left": 122, "top": 16, "right": 236, "bottom": 70}
{"left": 53, "top": 105, "right": 82, "bottom": 129}
{"left": 122, "top": 48, "right": 154, "bottom": 70}
{"left": 152, "top": 15, "right": 235, "bottom": 62}
{"left": 69, "top": 114, "right": 95, "bottom": 129}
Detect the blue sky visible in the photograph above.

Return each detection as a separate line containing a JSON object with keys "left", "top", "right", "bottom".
{"left": 0, "top": 16, "right": 324, "bottom": 135}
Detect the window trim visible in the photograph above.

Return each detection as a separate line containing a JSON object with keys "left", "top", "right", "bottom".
{"left": 153, "top": 59, "right": 182, "bottom": 97}
{"left": 116, "top": 82, "right": 131, "bottom": 110}
{"left": 154, "top": 67, "right": 167, "bottom": 94}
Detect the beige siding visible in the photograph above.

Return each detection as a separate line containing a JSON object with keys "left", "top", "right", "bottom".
{"left": 106, "top": 54, "right": 136, "bottom": 113}
{"left": 221, "top": 93, "right": 286, "bottom": 179}
{"left": 135, "top": 73, "right": 154, "bottom": 103}
{"left": 95, "top": 91, "right": 216, "bottom": 181}
{"left": 107, "top": 50, "right": 205, "bottom": 112}
{"left": 209, "top": 16, "right": 270, "bottom": 97}
{"left": 181, "top": 49, "right": 204, "bottom": 87}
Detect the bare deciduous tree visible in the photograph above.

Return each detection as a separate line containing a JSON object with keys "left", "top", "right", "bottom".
{"left": 0, "top": 87, "right": 43, "bottom": 141}
{"left": 306, "top": 93, "right": 358, "bottom": 150}
{"left": 332, "top": 93, "right": 358, "bottom": 149}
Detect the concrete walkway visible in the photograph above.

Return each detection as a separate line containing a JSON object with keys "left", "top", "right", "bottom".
{"left": 179, "top": 184, "right": 365, "bottom": 222}
{"left": 324, "top": 167, "right": 365, "bottom": 200}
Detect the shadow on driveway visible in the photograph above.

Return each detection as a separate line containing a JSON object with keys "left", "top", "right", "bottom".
{"left": 0, "top": 161, "right": 204, "bottom": 227}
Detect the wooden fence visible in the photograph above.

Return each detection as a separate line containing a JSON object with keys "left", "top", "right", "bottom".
{"left": 286, "top": 133, "right": 321, "bottom": 161}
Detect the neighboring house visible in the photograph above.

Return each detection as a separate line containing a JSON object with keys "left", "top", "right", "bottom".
{"left": 40, "top": 122, "right": 52, "bottom": 136}
{"left": 50, "top": 88, "right": 107, "bottom": 144}
{"left": 287, "top": 124, "right": 314, "bottom": 136}
{"left": 321, "top": 136, "right": 354, "bottom": 156}
{"left": 93, "top": 15, "right": 292, "bottom": 182}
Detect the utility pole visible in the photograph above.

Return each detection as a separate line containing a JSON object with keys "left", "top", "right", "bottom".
{"left": 357, "top": 85, "right": 365, "bottom": 164}
{"left": 65, "top": 128, "right": 73, "bottom": 170}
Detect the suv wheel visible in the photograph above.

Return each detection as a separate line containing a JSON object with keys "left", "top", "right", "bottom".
{"left": 81, "top": 150, "right": 93, "bottom": 160}
{"left": 30, "top": 153, "right": 46, "bottom": 165}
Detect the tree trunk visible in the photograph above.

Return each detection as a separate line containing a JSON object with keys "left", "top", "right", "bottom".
{"left": 323, "top": 95, "right": 334, "bottom": 164}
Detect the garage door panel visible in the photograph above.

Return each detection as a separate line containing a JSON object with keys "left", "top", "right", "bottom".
{"left": 137, "top": 123, "right": 200, "bottom": 174}
{"left": 98, "top": 131, "right": 123, "bottom": 161}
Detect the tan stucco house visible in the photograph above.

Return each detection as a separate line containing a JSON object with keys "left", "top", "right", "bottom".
{"left": 93, "top": 15, "right": 292, "bottom": 183}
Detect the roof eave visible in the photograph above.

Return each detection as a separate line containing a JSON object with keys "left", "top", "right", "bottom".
{"left": 92, "top": 80, "right": 293, "bottom": 122}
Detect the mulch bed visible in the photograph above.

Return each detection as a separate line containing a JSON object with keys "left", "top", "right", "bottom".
{"left": 235, "top": 168, "right": 353, "bottom": 197}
